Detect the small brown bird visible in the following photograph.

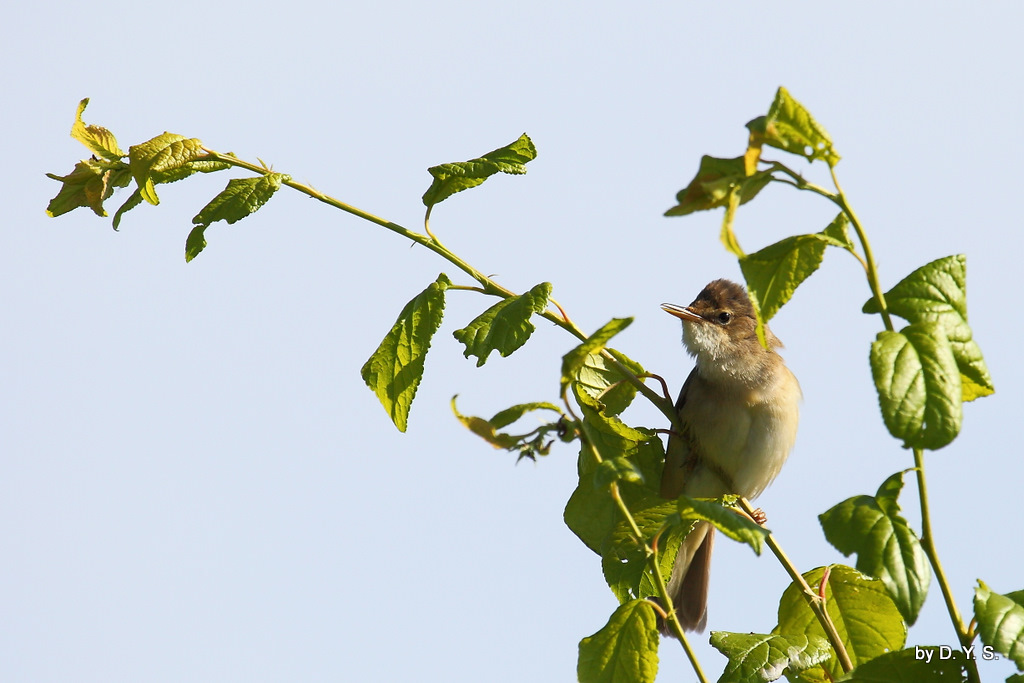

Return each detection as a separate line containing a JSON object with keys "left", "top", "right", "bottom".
{"left": 660, "top": 279, "right": 801, "bottom": 633}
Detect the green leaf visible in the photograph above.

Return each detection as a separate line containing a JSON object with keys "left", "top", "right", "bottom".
{"left": 106, "top": 159, "right": 228, "bottom": 232}
{"left": 819, "top": 471, "right": 931, "bottom": 625}
{"left": 185, "top": 174, "right": 288, "bottom": 260}
{"left": 710, "top": 632, "right": 832, "bottom": 683}
{"left": 756, "top": 86, "right": 840, "bottom": 167}
{"left": 578, "top": 600, "right": 659, "bottom": 683}
{"left": 820, "top": 213, "right": 855, "bottom": 251}
{"left": 601, "top": 497, "right": 684, "bottom": 603}
{"left": 564, "top": 390, "right": 664, "bottom": 553}
{"left": 974, "top": 581, "right": 1024, "bottom": 669}
{"left": 128, "top": 133, "right": 207, "bottom": 205}
{"left": 562, "top": 319, "right": 633, "bottom": 383}
{"left": 452, "top": 283, "right": 551, "bottom": 366}
{"left": 561, "top": 319, "right": 644, "bottom": 416}
{"left": 185, "top": 226, "right": 207, "bottom": 263}
{"left": 193, "top": 173, "right": 289, "bottom": 227}
{"left": 451, "top": 402, "right": 523, "bottom": 450}
{"left": 111, "top": 188, "right": 144, "bottom": 230}
{"left": 488, "top": 401, "right": 563, "bottom": 429}
{"left": 575, "top": 349, "right": 645, "bottom": 418}
{"left": 775, "top": 565, "right": 906, "bottom": 680}
{"left": 153, "top": 157, "right": 233, "bottom": 185}
{"left": 668, "top": 495, "right": 768, "bottom": 555}
{"left": 599, "top": 494, "right": 755, "bottom": 605}
{"left": 664, "top": 155, "right": 773, "bottom": 216}
{"left": 422, "top": 133, "right": 537, "bottom": 208}
{"left": 740, "top": 234, "right": 826, "bottom": 324}
{"left": 451, "top": 397, "right": 563, "bottom": 458}
{"left": 593, "top": 457, "right": 645, "bottom": 489}
{"left": 601, "top": 546, "right": 651, "bottom": 606}
{"left": 565, "top": 466, "right": 659, "bottom": 556}
{"left": 870, "top": 322, "right": 962, "bottom": 450}
{"left": 739, "top": 215, "right": 854, "bottom": 326}
{"left": 835, "top": 647, "right": 968, "bottom": 682}
{"left": 46, "top": 159, "right": 120, "bottom": 218}
{"left": 565, "top": 470, "right": 623, "bottom": 555}
{"left": 71, "top": 98, "right": 125, "bottom": 160}
{"left": 360, "top": 274, "right": 451, "bottom": 432}
{"left": 573, "top": 388, "right": 661, "bottom": 480}
{"left": 864, "top": 255, "right": 994, "bottom": 402}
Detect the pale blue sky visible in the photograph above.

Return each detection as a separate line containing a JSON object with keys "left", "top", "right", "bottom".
{"left": 3, "top": 2, "right": 1022, "bottom": 681}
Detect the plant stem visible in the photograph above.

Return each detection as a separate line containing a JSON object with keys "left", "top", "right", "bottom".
{"left": 210, "top": 148, "right": 701, "bottom": 677}
{"left": 779, "top": 162, "right": 978, "bottom": 680}
{"left": 737, "top": 498, "right": 853, "bottom": 674}
{"left": 765, "top": 161, "right": 838, "bottom": 202}
{"left": 205, "top": 149, "right": 679, "bottom": 425}
{"left": 913, "top": 451, "right": 980, "bottom": 683}
{"left": 651, "top": 551, "right": 709, "bottom": 683}
{"left": 608, "top": 484, "right": 709, "bottom": 683}
{"left": 822, "top": 168, "right": 979, "bottom": 681}
{"left": 206, "top": 151, "right": 503, "bottom": 287}
{"left": 204, "top": 149, "right": 590, "bottom": 336}
{"left": 828, "top": 166, "right": 895, "bottom": 333}
{"left": 602, "top": 351, "right": 680, "bottom": 427}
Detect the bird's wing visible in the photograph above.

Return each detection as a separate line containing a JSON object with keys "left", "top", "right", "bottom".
{"left": 660, "top": 367, "right": 701, "bottom": 500}
{"left": 659, "top": 367, "right": 715, "bottom": 633}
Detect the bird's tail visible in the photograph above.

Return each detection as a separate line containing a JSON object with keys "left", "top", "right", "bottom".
{"left": 659, "top": 521, "right": 715, "bottom": 635}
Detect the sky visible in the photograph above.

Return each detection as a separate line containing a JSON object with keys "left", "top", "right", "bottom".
{"left": 3, "top": 2, "right": 1022, "bottom": 681}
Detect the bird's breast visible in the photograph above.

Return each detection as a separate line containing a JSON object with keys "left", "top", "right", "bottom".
{"left": 680, "top": 366, "right": 801, "bottom": 500}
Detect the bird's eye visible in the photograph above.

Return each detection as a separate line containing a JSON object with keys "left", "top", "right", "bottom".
{"left": 716, "top": 311, "right": 732, "bottom": 325}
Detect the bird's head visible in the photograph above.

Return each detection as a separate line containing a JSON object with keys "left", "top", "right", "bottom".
{"left": 662, "top": 279, "right": 782, "bottom": 384}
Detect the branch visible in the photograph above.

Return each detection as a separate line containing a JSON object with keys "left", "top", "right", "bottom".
{"left": 913, "top": 451, "right": 980, "bottom": 683}
{"left": 828, "top": 166, "right": 895, "bottom": 333}
{"left": 737, "top": 498, "right": 854, "bottom": 674}
{"left": 204, "top": 149, "right": 681, "bottom": 430}
{"left": 607, "top": 483, "right": 709, "bottom": 683}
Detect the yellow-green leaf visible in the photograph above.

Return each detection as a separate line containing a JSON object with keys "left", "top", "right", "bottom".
{"left": 759, "top": 87, "right": 840, "bottom": 167}
{"left": 128, "top": 133, "right": 206, "bottom": 205}
{"left": 668, "top": 495, "right": 768, "bottom": 555}
{"left": 711, "top": 632, "right": 832, "bottom": 683}
{"left": 111, "top": 188, "right": 144, "bottom": 230}
{"left": 601, "top": 497, "right": 684, "bottom": 603}
{"left": 361, "top": 275, "right": 451, "bottom": 432}
{"left": 665, "top": 155, "right": 773, "bottom": 216}
{"left": 193, "top": 174, "right": 288, "bottom": 227}
{"left": 453, "top": 283, "right": 551, "bottom": 366}
{"left": 71, "top": 98, "right": 125, "bottom": 161}
{"left": 422, "top": 133, "right": 536, "bottom": 208}
{"left": 46, "top": 159, "right": 116, "bottom": 218}
{"left": 776, "top": 565, "right": 906, "bottom": 680}
{"left": 560, "top": 319, "right": 637, "bottom": 412}
{"left": 451, "top": 397, "right": 563, "bottom": 459}
{"left": 578, "top": 600, "right": 659, "bottom": 683}
{"left": 740, "top": 234, "right": 826, "bottom": 324}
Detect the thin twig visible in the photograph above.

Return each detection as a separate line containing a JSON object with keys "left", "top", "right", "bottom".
{"left": 914, "top": 450, "right": 980, "bottom": 683}
{"left": 737, "top": 498, "right": 853, "bottom": 674}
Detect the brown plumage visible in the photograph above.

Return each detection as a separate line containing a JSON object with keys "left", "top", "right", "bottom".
{"left": 659, "top": 279, "right": 801, "bottom": 633}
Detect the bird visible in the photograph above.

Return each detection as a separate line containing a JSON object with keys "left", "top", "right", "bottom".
{"left": 659, "top": 279, "right": 801, "bottom": 633}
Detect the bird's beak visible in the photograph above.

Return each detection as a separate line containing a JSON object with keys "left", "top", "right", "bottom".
{"left": 661, "top": 303, "right": 705, "bottom": 324}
